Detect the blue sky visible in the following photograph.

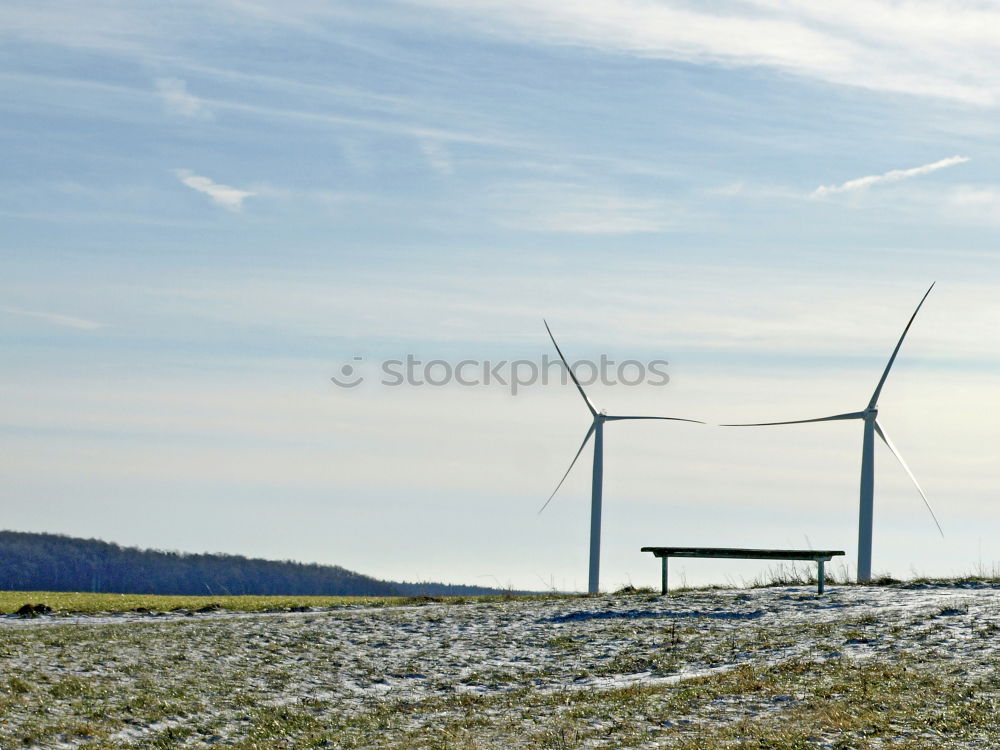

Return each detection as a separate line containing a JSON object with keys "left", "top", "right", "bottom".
{"left": 3, "top": 1, "right": 1000, "bottom": 590}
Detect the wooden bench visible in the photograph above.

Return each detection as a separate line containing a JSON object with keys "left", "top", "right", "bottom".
{"left": 641, "top": 547, "right": 845, "bottom": 595}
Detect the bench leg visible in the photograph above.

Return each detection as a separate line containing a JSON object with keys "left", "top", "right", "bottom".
{"left": 661, "top": 556, "right": 669, "bottom": 596}
{"left": 817, "top": 560, "right": 825, "bottom": 595}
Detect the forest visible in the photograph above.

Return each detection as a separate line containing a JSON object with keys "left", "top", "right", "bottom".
{"left": 0, "top": 530, "right": 512, "bottom": 597}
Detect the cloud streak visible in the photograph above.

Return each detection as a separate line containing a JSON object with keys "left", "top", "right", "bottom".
{"left": 174, "top": 169, "right": 254, "bottom": 210}
{"left": 420, "top": 140, "right": 454, "bottom": 176}
{"left": 397, "top": 0, "right": 1000, "bottom": 105}
{"left": 812, "top": 156, "right": 970, "bottom": 198}
{"left": 155, "top": 77, "right": 210, "bottom": 118}
{"left": 492, "top": 181, "right": 673, "bottom": 234}
{"left": 0, "top": 307, "right": 102, "bottom": 330}
{"left": 7, "top": 3, "right": 1000, "bottom": 105}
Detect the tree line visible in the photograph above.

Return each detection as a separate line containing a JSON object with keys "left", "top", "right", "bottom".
{"left": 0, "top": 530, "right": 514, "bottom": 597}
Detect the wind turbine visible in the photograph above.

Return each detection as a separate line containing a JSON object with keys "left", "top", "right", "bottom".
{"left": 540, "top": 321, "right": 703, "bottom": 594}
{"left": 723, "top": 284, "right": 942, "bottom": 582}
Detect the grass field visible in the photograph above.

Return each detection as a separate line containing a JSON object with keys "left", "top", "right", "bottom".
{"left": 0, "top": 589, "right": 587, "bottom": 616}
{"left": 0, "top": 590, "right": 414, "bottom": 614}
{"left": 3, "top": 582, "right": 1000, "bottom": 748}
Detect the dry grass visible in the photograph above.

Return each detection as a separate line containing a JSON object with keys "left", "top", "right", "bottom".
{"left": 0, "top": 590, "right": 406, "bottom": 614}
{"left": 3, "top": 583, "right": 1000, "bottom": 748}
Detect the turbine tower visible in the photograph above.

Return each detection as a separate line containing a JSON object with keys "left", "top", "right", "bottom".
{"left": 724, "top": 284, "right": 942, "bottom": 582}
{"left": 541, "top": 321, "right": 703, "bottom": 594}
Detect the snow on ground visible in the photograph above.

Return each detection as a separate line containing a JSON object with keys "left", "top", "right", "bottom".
{"left": 2, "top": 583, "right": 999, "bottom": 747}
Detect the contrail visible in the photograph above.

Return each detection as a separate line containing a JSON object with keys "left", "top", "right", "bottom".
{"left": 812, "top": 155, "right": 969, "bottom": 197}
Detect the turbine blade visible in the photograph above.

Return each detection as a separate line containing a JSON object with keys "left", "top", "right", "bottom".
{"left": 874, "top": 420, "right": 944, "bottom": 537}
{"left": 604, "top": 415, "right": 705, "bottom": 424}
{"left": 544, "top": 320, "right": 598, "bottom": 416}
{"left": 721, "top": 411, "right": 866, "bottom": 427}
{"left": 539, "top": 423, "right": 596, "bottom": 514}
{"left": 868, "top": 283, "right": 935, "bottom": 409}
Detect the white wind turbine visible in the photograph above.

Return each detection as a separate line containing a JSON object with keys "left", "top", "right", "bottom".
{"left": 540, "top": 321, "right": 703, "bottom": 594}
{"left": 724, "top": 284, "right": 943, "bottom": 582}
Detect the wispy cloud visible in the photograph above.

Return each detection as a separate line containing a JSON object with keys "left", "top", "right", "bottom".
{"left": 3, "top": 71, "right": 512, "bottom": 152}
{"left": 209, "top": 97, "right": 508, "bottom": 147}
{"left": 420, "top": 140, "right": 454, "bottom": 176}
{"left": 0, "top": 307, "right": 102, "bottom": 330}
{"left": 493, "top": 181, "right": 673, "bottom": 234}
{"left": 174, "top": 169, "right": 254, "bottom": 211}
{"left": 250, "top": 184, "right": 357, "bottom": 207}
{"left": 812, "top": 156, "right": 970, "bottom": 198}
{"left": 398, "top": 0, "right": 1000, "bottom": 105}
{"left": 948, "top": 185, "right": 1000, "bottom": 208}
{"left": 155, "top": 77, "right": 210, "bottom": 118}
{"left": 939, "top": 185, "right": 1000, "bottom": 225}
{"left": 338, "top": 139, "right": 374, "bottom": 174}
{"left": 8, "top": 3, "right": 1000, "bottom": 105}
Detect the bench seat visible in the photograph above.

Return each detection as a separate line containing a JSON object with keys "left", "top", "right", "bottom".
{"left": 641, "top": 547, "right": 845, "bottom": 595}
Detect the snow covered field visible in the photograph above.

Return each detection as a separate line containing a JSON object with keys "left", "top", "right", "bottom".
{"left": 2, "top": 583, "right": 1000, "bottom": 748}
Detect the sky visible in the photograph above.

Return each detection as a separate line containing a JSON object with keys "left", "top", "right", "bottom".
{"left": 3, "top": 0, "right": 1000, "bottom": 591}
